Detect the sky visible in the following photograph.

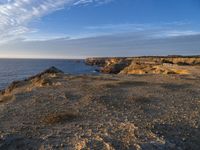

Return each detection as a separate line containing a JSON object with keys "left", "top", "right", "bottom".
{"left": 0, "top": 0, "right": 200, "bottom": 58}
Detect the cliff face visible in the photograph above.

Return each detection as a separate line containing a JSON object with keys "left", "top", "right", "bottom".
{"left": 85, "top": 56, "right": 200, "bottom": 75}
{"left": 85, "top": 57, "right": 131, "bottom": 74}
{"left": 85, "top": 57, "right": 108, "bottom": 66}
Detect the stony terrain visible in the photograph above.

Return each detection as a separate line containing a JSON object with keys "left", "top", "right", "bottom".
{"left": 85, "top": 56, "right": 200, "bottom": 74}
{"left": 0, "top": 66, "right": 199, "bottom": 149}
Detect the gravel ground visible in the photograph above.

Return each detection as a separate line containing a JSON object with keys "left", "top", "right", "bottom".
{"left": 0, "top": 71, "right": 199, "bottom": 150}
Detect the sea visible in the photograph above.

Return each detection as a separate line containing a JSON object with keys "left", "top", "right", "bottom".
{"left": 0, "top": 59, "right": 98, "bottom": 90}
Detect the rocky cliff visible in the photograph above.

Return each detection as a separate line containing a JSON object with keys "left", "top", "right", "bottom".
{"left": 85, "top": 56, "right": 200, "bottom": 74}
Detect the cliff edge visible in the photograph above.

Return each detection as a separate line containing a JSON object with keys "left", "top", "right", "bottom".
{"left": 85, "top": 56, "right": 200, "bottom": 75}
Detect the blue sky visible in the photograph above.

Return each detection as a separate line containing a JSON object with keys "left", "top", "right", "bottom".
{"left": 0, "top": 0, "right": 200, "bottom": 58}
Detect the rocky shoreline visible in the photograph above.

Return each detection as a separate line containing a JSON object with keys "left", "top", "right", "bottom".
{"left": 85, "top": 56, "right": 200, "bottom": 74}
{"left": 0, "top": 66, "right": 199, "bottom": 149}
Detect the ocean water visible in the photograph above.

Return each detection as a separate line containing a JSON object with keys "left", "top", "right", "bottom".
{"left": 0, "top": 59, "right": 97, "bottom": 90}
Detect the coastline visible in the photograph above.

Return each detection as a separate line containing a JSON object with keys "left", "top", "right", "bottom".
{"left": 85, "top": 56, "right": 200, "bottom": 74}
{"left": 0, "top": 65, "right": 199, "bottom": 149}
{"left": 0, "top": 59, "right": 97, "bottom": 90}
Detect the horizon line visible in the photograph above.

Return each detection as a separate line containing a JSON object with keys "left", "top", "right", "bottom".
{"left": 0, "top": 54, "right": 200, "bottom": 60}
{"left": 0, "top": 57, "right": 86, "bottom": 60}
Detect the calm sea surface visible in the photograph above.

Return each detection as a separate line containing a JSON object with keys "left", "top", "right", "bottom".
{"left": 0, "top": 59, "right": 97, "bottom": 90}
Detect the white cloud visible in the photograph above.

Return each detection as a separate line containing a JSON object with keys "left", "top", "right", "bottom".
{"left": 1, "top": 32, "right": 200, "bottom": 58}
{"left": 0, "top": 0, "right": 111, "bottom": 43}
{"left": 157, "top": 30, "right": 200, "bottom": 37}
{"left": 85, "top": 22, "right": 200, "bottom": 40}
{"left": 85, "top": 22, "right": 192, "bottom": 32}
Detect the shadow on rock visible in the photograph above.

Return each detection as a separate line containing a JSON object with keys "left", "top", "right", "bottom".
{"left": 0, "top": 135, "right": 42, "bottom": 150}
{"left": 161, "top": 83, "right": 191, "bottom": 90}
{"left": 151, "top": 123, "right": 200, "bottom": 150}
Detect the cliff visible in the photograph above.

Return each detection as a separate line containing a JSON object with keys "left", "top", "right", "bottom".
{"left": 85, "top": 56, "right": 200, "bottom": 74}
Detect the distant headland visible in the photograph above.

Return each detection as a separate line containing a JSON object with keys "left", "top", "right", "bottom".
{"left": 85, "top": 55, "right": 200, "bottom": 75}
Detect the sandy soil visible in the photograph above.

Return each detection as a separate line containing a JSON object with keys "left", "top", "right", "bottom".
{"left": 0, "top": 69, "right": 199, "bottom": 150}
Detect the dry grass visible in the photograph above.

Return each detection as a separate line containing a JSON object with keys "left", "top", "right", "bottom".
{"left": 0, "top": 95, "right": 13, "bottom": 103}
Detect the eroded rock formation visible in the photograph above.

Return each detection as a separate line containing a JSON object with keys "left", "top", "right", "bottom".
{"left": 85, "top": 56, "right": 200, "bottom": 74}
{"left": 0, "top": 66, "right": 64, "bottom": 96}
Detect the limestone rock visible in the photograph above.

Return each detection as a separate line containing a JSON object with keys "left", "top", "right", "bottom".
{"left": 85, "top": 56, "right": 200, "bottom": 75}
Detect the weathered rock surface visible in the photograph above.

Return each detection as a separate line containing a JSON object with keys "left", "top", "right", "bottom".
{"left": 120, "top": 62, "right": 190, "bottom": 75}
{"left": 0, "top": 66, "right": 63, "bottom": 96}
{"left": 0, "top": 68, "right": 199, "bottom": 149}
{"left": 85, "top": 57, "right": 108, "bottom": 66}
{"left": 85, "top": 56, "right": 200, "bottom": 75}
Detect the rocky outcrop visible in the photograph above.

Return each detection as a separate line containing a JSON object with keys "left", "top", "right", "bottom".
{"left": 86, "top": 58, "right": 131, "bottom": 73}
{"left": 100, "top": 62, "right": 128, "bottom": 74}
{"left": 85, "top": 56, "right": 200, "bottom": 75}
{"left": 85, "top": 58, "right": 108, "bottom": 66}
{"left": 27, "top": 66, "right": 64, "bottom": 81}
{"left": 0, "top": 66, "right": 64, "bottom": 96}
{"left": 120, "top": 62, "right": 190, "bottom": 75}
{"left": 100, "top": 58, "right": 131, "bottom": 74}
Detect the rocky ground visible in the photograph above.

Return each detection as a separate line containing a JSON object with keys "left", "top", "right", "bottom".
{"left": 0, "top": 67, "right": 199, "bottom": 150}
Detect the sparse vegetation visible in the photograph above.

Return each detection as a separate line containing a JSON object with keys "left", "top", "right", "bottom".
{"left": 41, "top": 111, "right": 79, "bottom": 124}
{"left": 0, "top": 67, "right": 199, "bottom": 149}
{"left": 161, "top": 59, "right": 174, "bottom": 64}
